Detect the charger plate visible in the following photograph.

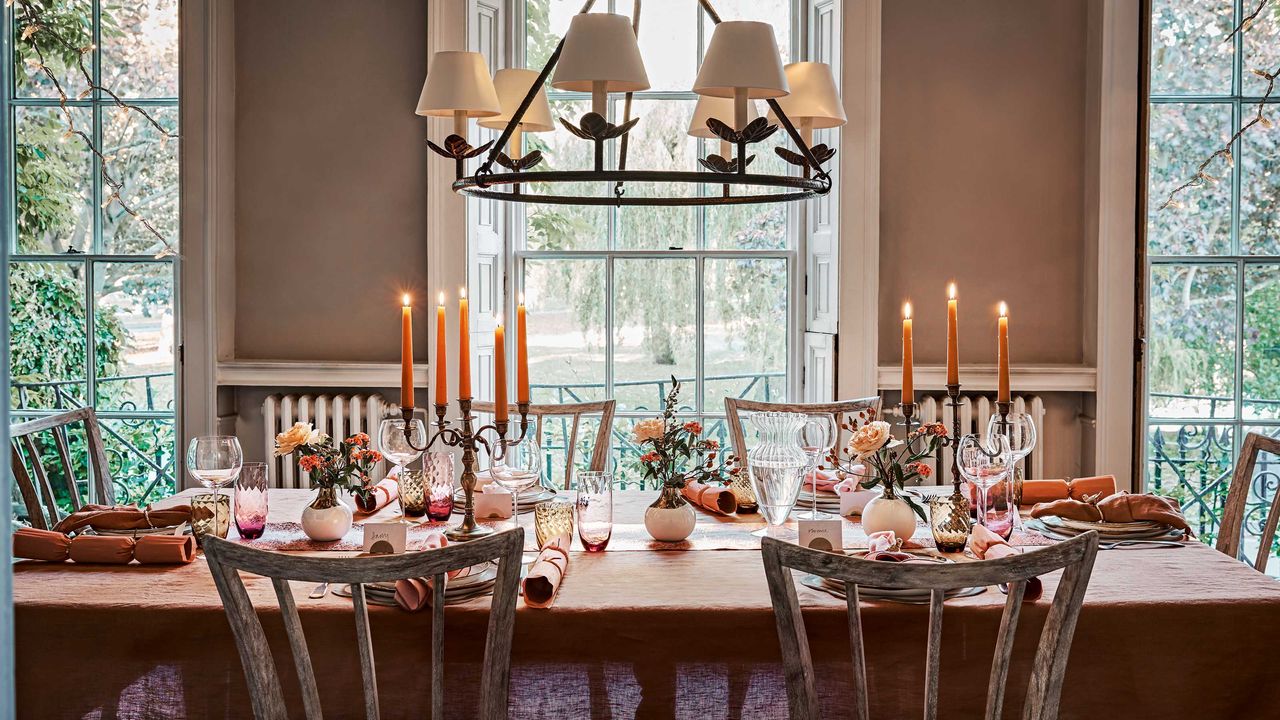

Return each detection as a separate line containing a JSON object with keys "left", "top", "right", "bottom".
{"left": 1028, "top": 516, "right": 1182, "bottom": 542}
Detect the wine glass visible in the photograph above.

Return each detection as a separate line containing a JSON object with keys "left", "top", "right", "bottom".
{"left": 957, "top": 434, "right": 1013, "bottom": 536}
{"left": 378, "top": 417, "right": 427, "bottom": 469}
{"left": 986, "top": 412, "right": 1037, "bottom": 480}
{"left": 186, "top": 436, "right": 244, "bottom": 498}
{"left": 490, "top": 433, "right": 544, "bottom": 522}
{"left": 798, "top": 414, "right": 837, "bottom": 520}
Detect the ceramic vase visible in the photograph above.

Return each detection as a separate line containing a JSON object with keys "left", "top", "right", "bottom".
{"left": 644, "top": 486, "right": 696, "bottom": 542}
{"left": 861, "top": 493, "right": 917, "bottom": 540}
{"left": 301, "top": 486, "right": 353, "bottom": 541}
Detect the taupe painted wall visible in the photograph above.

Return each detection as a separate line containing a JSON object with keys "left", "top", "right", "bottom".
{"left": 879, "top": 0, "right": 1088, "bottom": 367}
{"left": 877, "top": 1, "right": 1092, "bottom": 478}
{"left": 234, "top": 0, "right": 430, "bottom": 362}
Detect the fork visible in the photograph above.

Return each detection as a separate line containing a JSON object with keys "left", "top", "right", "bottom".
{"left": 309, "top": 582, "right": 330, "bottom": 599}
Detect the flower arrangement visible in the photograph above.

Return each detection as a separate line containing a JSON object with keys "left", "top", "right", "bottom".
{"left": 830, "top": 419, "right": 949, "bottom": 522}
{"left": 632, "top": 378, "right": 734, "bottom": 490}
{"left": 274, "top": 422, "right": 384, "bottom": 502}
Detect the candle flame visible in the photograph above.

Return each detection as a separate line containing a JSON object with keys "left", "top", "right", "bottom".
{"left": 438, "top": 291, "right": 445, "bottom": 305}
{"left": 999, "top": 301, "right": 1008, "bottom": 317}
{"left": 402, "top": 293, "right": 411, "bottom": 307}
{"left": 948, "top": 282, "right": 957, "bottom": 300}
{"left": 495, "top": 314, "right": 503, "bottom": 326}
{"left": 459, "top": 286, "right": 467, "bottom": 300}
{"left": 903, "top": 301, "right": 912, "bottom": 319}
{"left": 518, "top": 292, "right": 525, "bottom": 305}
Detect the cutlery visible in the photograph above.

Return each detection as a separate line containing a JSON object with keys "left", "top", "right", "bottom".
{"left": 309, "top": 582, "right": 330, "bottom": 599}
{"left": 1100, "top": 540, "right": 1186, "bottom": 550}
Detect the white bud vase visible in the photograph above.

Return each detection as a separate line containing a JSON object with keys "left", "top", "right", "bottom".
{"left": 861, "top": 493, "right": 917, "bottom": 541}
{"left": 644, "top": 486, "right": 696, "bottom": 542}
{"left": 301, "top": 486, "right": 353, "bottom": 542}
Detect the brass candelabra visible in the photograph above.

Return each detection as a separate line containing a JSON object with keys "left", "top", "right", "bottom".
{"left": 399, "top": 399, "right": 531, "bottom": 541}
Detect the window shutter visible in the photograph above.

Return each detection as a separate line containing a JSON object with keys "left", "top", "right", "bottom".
{"left": 803, "top": 0, "right": 840, "bottom": 401}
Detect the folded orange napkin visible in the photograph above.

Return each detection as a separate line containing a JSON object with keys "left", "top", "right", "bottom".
{"left": 1096, "top": 492, "right": 1192, "bottom": 534}
{"left": 133, "top": 534, "right": 197, "bottom": 564}
{"left": 682, "top": 480, "right": 737, "bottom": 515}
{"left": 54, "top": 504, "right": 192, "bottom": 535}
{"left": 969, "top": 524, "right": 1043, "bottom": 601}
{"left": 862, "top": 530, "right": 927, "bottom": 563}
{"left": 1029, "top": 498, "right": 1103, "bottom": 522}
{"left": 523, "top": 535, "right": 570, "bottom": 608}
{"left": 13, "top": 527, "right": 71, "bottom": 562}
{"left": 804, "top": 469, "right": 841, "bottom": 493}
{"left": 1021, "top": 475, "right": 1117, "bottom": 505}
{"left": 68, "top": 535, "right": 135, "bottom": 564}
{"left": 355, "top": 478, "right": 400, "bottom": 514}
{"left": 394, "top": 532, "right": 470, "bottom": 612}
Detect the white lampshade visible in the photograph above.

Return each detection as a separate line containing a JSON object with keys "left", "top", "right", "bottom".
{"left": 693, "top": 21, "right": 789, "bottom": 99}
{"left": 687, "top": 95, "right": 759, "bottom": 138}
{"left": 479, "top": 68, "right": 555, "bottom": 132}
{"left": 415, "top": 51, "right": 501, "bottom": 117}
{"left": 766, "top": 62, "right": 846, "bottom": 128}
{"left": 551, "top": 13, "right": 650, "bottom": 93}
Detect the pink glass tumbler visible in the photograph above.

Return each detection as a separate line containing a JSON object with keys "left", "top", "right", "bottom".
{"left": 234, "top": 462, "right": 269, "bottom": 540}
{"left": 425, "top": 452, "right": 455, "bottom": 522}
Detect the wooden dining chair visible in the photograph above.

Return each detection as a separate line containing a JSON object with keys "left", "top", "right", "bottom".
{"left": 202, "top": 528, "right": 524, "bottom": 720}
{"left": 723, "top": 396, "right": 882, "bottom": 461}
{"left": 1216, "top": 431, "right": 1280, "bottom": 571}
{"left": 760, "top": 531, "right": 1099, "bottom": 720}
{"left": 10, "top": 407, "right": 114, "bottom": 529}
{"left": 473, "top": 399, "right": 616, "bottom": 487}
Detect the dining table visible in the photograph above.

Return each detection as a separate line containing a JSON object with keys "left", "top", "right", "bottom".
{"left": 13, "top": 486, "right": 1280, "bottom": 719}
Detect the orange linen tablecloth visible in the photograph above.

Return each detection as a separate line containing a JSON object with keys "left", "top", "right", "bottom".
{"left": 14, "top": 488, "right": 1280, "bottom": 719}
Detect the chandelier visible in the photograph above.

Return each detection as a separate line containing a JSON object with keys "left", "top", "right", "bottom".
{"left": 415, "top": 0, "right": 845, "bottom": 207}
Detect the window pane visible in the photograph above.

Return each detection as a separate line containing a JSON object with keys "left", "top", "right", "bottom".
{"left": 101, "top": 0, "right": 179, "bottom": 98}
{"left": 614, "top": 99, "right": 698, "bottom": 250}
{"left": 1240, "top": 115, "right": 1280, "bottom": 255}
{"left": 617, "top": 0, "right": 697, "bottom": 91}
{"left": 1147, "top": 103, "right": 1233, "bottom": 256}
{"left": 535, "top": 414, "right": 601, "bottom": 490}
{"left": 1148, "top": 264, "right": 1237, "bottom": 419}
{"left": 1243, "top": 7, "right": 1280, "bottom": 96}
{"left": 525, "top": 0, "right": 580, "bottom": 73}
{"left": 94, "top": 262, "right": 175, "bottom": 413}
{"left": 702, "top": 0, "right": 791, "bottom": 64}
{"left": 1245, "top": 265, "right": 1280, "bottom": 418}
{"left": 702, "top": 258, "right": 787, "bottom": 408}
{"left": 15, "top": 106, "right": 93, "bottom": 254}
{"left": 13, "top": 0, "right": 92, "bottom": 99}
{"left": 1149, "top": 0, "right": 1234, "bottom": 96}
{"left": 1144, "top": 423, "right": 1233, "bottom": 537}
{"left": 703, "top": 124, "right": 791, "bottom": 249}
{"left": 9, "top": 261, "right": 87, "bottom": 411}
{"left": 525, "top": 98, "right": 609, "bottom": 250}
{"left": 102, "top": 106, "right": 179, "bottom": 253}
{"left": 101, "top": 416, "right": 176, "bottom": 504}
{"left": 613, "top": 258, "right": 695, "bottom": 412}
{"left": 524, "top": 258, "right": 606, "bottom": 402}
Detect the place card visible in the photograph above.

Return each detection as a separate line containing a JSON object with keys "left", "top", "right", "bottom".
{"left": 363, "top": 523, "right": 407, "bottom": 554}
{"left": 474, "top": 486, "right": 514, "bottom": 519}
{"left": 797, "top": 517, "right": 843, "bottom": 552}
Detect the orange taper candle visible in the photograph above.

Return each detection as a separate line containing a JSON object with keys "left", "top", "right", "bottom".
{"left": 458, "top": 287, "right": 471, "bottom": 399}
{"left": 494, "top": 316, "right": 508, "bottom": 422}
{"left": 997, "top": 301, "right": 1010, "bottom": 403}
{"left": 946, "top": 283, "right": 959, "bottom": 386}
{"left": 400, "top": 295, "right": 414, "bottom": 409}
{"left": 434, "top": 292, "right": 447, "bottom": 406}
{"left": 902, "top": 302, "right": 914, "bottom": 406}
{"left": 516, "top": 296, "right": 529, "bottom": 403}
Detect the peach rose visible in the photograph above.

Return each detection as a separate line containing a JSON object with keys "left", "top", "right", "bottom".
{"left": 633, "top": 418, "right": 666, "bottom": 443}
{"left": 848, "top": 420, "right": 892, "bottom": 458}
{"left": 274, "top": 422, "right": 322, "bottom": 456}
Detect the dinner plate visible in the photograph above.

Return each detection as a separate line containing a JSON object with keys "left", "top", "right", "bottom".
{"left": 1050, "top": 517, "right": 1167, "bottom": 534}
{"left": 1027, "top": 517, "right": 1182, "bottom": 542}
{"left": 803, "top": 575, "right": 985, "bottom": 604}
{"left": 453, "top": 486, "right": 556, "bottom": 512}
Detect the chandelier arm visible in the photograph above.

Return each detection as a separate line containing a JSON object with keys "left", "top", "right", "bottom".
{"left": 478, "top": 0, "right": 601, "bottom": 176}
{"left": 454, "top": 169, "right": 828, "bottom": 205}
{"left": 614, "top": 0, "right": 643, "bottom": 198}
{"left": 696, "top": 0, "right": 723, "bottom": 24}
{"left": 765, "top": 97, "right": 831, "bottom": 180}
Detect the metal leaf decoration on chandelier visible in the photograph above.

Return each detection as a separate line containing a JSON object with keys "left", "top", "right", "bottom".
{"left": 705, "top": 117, "right": 779, "bottom": 145}
{"left": 426, "top": 133, "right": 495, "bottom": 160}
{"left": 495, "top": 150, "right": 544, "bottom": 172}
{"left": 698, "top": 154, "right": 755, "bottom": 174}
{"left": 560, "top": 112, "right": 640, "bottom": 142}
{"left": 775, "top": 143, "right": 836, "bottom": 169}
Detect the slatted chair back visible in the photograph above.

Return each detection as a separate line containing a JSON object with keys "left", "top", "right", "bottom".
{"left": 472, "top": 400, "right": 616, "bottom": 487}
{"left": 760, "top": 531, "right": 1099, "bottom": 720}
{"left": 10, "top": 407, "right": 114, "bottom": 529}
{"left": 723, "top": 397, "right": 882, "bottom": 461}
{"left": 202, "top": 528, "right": 524, "bottom": 720}
{"left": 1217, "top": 431, "right": 1280, "bottom": 571}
